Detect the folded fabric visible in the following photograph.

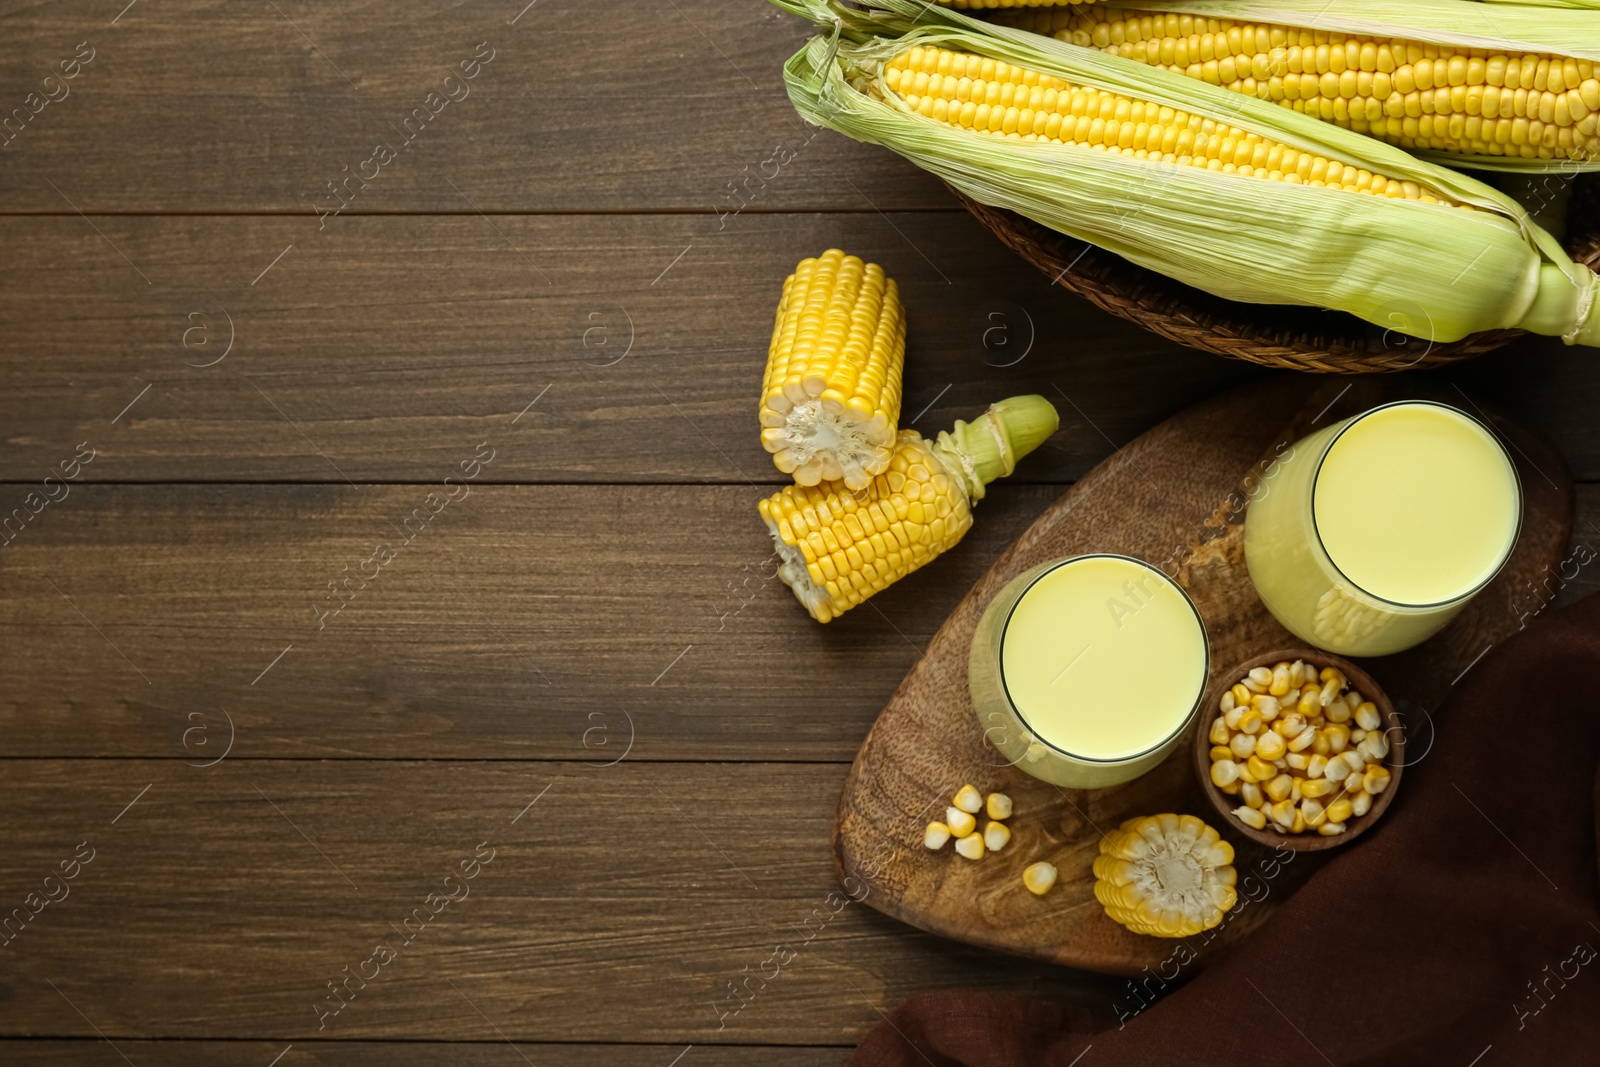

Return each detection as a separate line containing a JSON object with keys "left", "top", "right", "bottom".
{"left": 854, "top": 591, "right": 1600, "bottom": 1066}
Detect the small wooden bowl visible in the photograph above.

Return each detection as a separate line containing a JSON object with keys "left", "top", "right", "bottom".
{"left": 1193, "top": 648, "right": 1404, "bottom": 852}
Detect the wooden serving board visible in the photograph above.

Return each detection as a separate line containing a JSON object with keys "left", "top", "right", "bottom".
{"left": 833, "top": 378, "right": 1573, "bottom": 977}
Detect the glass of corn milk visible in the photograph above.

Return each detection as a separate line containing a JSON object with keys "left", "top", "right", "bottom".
{"left": 969, "top": 554, "right": 1210, "bottom": 788}
{"left": 1244, "top": 401, "right": 1521, "bottom": 657}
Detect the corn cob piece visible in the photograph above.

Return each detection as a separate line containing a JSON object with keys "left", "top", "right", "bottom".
{"left": 761, "top": 250, "right": 906, "bottom": 490}
{"left": 1093, "top": 814, "right": 1237, "bottom": 937}
{"left": 758, "top": 395, "right": 1058, "bottom": 623}
{"left": 766, "top": 0, "right": 1600, "bottom": 345}
{"left": 999, "top": 0, "right": 1600, "bottom": 167}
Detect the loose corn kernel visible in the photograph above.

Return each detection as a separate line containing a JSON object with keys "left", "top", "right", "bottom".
{"left": 1245, "top": 755, "right": 1276, "bottom": 781}
{"left": 1231, "top": 683, "right": 1253, "bottom": 707}
{"left": 1326, "top": 797, "right": 1354, "bottom": 824}
{"left": 984, "top": 820, "right": 1011, "bottom": 851}
{"left": 955, "top": 833, "right": 986, "bottom": 860}
{"left": 1219, "top": 690, "right": 1236, "bottom": 714}
{"left": 1210, "top": 745, "right": 1234, "bottom": 763}
{"left": 1266, "top": 774, "right": 1294, "bottom": 803}
{"left": 1230, "top": 733, "right": 1257, "bottom": 759}
{"left": 1326, "top": 724, "right": 1351, "bottom": 752}
{"left": 1287, "top": 752, "right": 1310, "bottom": 770}
{"left": 953, "top": 784, "right": 984, "bottom": 814}
{"left": 1270, "top": 662, "right": 1293, "bottom": 696}
{"left": 1291, "top": 808, "right": 1307, "bottom": 834}
{"left": 986, "top": 792, "right": 1013, "bottom": 820}
{"left": 1359, "top": 733, "right": 1390, "bottom": 762}
{"left": 1288, "top": 725, "right": 1318, "bottom": 752}
{"left": 1324, "top": 697, "right": 1352, "bottom": 724}
{"left": 925, "top": 821, "right": 952, "bottom": 850}
{"left": 1209, "top": 716, "right": 1231, "bottom": 745}
{"left": 1300, "top": 777, "right": 1335, "bottom": 799}
{"left": 1023, "top": 861, "right": 1057, "bottom": 895}
{"left": 1345, "top": 770, "right": 1366, "bottom": 794}
{"left": 1240, "top": 781, "right": 1264, "bottom": 809}
{"left": 1319, "top": 677, "right": 1344, "bottom": 706}
{"left": 1302, "top": 797, "right": 1327, "bottom": 826}
{"left": 1270, "top": 798, "right": 1296, "bottom": 827}
{"left": 1235, "top": 805, "right": 1268, "bottom": 830}
{"left": 1355, "top": 702, "right": 1382, "bottom": 731}
{"left": 1352, "top": 791, "right": 1373, "bottom": 817}
{"left": 1212, "top": 760, "right": 1241, "bottom": 787}
{"left": 1318, "top": 821, "right": 1348, "bottom": 836}
{"left": 946, "top": 806, "right": 976, "bottom": 838}
{"left": 1255, "top": 731, "right": 1287, "bottom": 760}
{"left": 1307, "top": 754, "right": 1328, "bottom": 780}
{"left": 1238, "top": 708, "right": 1264, "bottom": 734}
{"left": 1363, "top": 765, "right": 1392, "bottom": 795}
{"left": 1247, "top": 666, "right": 1274, "bottom": 691}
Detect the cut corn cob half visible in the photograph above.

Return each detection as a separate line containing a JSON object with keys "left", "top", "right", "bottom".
{"left": 998, "top": 0, "right": 1600, "bottom": 168}
{"left": 766, "top": 0, "right": 1600, "bottom": 345}
{"left": 758, "top": 395, "right": 1058, "bottom": 622}
{"left": 1093, "top": 813, "right": 1237, "bottom": 937}
{"left": 761, "top": 250, "right": 906, "bottom": 490}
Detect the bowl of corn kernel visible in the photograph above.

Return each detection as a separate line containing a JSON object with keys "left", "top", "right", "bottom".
{"left": 1193, "top": 650, "right": 1404, "bottom": 852}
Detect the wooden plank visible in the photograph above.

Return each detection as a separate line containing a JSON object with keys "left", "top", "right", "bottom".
{"left": 2, "top": 482, "right": 1593, "bottom": 763}
{"left": 0, "top": 482, "right": 1067, "bottom": 760}
{"left": 0, "top": 212, "right": 1264, "bottom": 484}
{"left": 0, "top": 0, "right": 941, "bottom": 213}
{"left": 0, "top": 760, "right": 1122, "bottom": 1045}
{"left": 0, "top": 1042, "right": 844, "bottom": 1066}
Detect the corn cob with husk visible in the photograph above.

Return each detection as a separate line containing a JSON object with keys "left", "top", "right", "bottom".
{"left": 759, "top": 395, "right": 1058, "bottom": 622}
{"left": 936, "top": 0, "right": 1101, "bottom": 8}
{"left": 760, "top": 250, "right": 906, "bottom": 490}
{"left": 995, "top": 0, "right": 1600, "bottom": 170}
{"left": 766, "top": 0, "right": 1600, "bottom": 346}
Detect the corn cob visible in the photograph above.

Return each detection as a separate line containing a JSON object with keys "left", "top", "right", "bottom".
{"left": 767, "top": 0, "right": 1600, "bottom": 345}
{"left": 885, "top": 46, "right": 1458, "bottom": 204}
{"left": 999, "top": 0, "right": 1600, "bottom": 167}
{"left": 760, "top": 250, "right": 906, "bottom": 490}
{"left": 758, "top": 395, "right": 1058, "bottom": 623}
{"left": 1093, "top": 814, "right": 1237, "bottom": 937}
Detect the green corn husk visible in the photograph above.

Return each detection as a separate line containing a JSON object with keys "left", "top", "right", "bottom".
{"left": 1013, "top": 0, "right": 1600, "bottom": 173}
{"left": 767, "top": 0, "right": 1600, "bottom": 346}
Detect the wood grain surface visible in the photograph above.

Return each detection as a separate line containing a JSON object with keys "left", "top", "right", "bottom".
{"left": 1, "top": 0, "right": 1598, "bottom": 1062}
{"left": 834, "top": 378, "right": 1574, "bottom": 976}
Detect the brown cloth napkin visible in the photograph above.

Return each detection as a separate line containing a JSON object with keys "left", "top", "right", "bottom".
{"left": 854, "top": 592, "right": 1600, "bottom": 1066}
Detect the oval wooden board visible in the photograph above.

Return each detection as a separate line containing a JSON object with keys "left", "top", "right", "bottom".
{"left": 833, "top": 377, "right": 1573, "bottom": 978}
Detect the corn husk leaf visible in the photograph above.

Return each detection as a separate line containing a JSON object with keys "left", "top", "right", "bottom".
{"left": 768, "top": 0, "right": 1599, "bottom": 344}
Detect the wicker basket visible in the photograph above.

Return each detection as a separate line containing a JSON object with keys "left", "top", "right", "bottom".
{"left": 954, "top": 174, "right": 1600, "bottom": 373}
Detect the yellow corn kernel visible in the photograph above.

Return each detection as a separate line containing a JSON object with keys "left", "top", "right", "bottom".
{"left": 983, "top": 820, "right": 1012, "bottom": 851}
{"left": 1254, "top": 730, "right": 1287, "bottom": 761}
{"left": 1023, "top": 861, "right": 1058, "bottom": 896}
{"left": 1237, "top": 707, "right": 1264, "bottom": 734}
{"left": 1270, "top": 662, "right": 1293, "bottom": 696}
{"left": 1318, "top": 821, "right": 1348, "bottom": 836}
{"left": 1326, "top": 797, "right": 1355, "bottom": 824}
{"left": 1245, "top": 755, "right": 1276, "bottom": 782}
{"left": 1352, "top": 791, "right": 1374, "bottom": 817}
{"left": 1265, "top": 774, "right": 1294, "bottom": 803}
{"left": 946, "top": 806, "right": 977, "bottom": 838}
{"left": 955, "top": 832, "right": 986, "bottom": 860}
{"left": 1287, "top": 725, "right": 1318, "bottom": 752}
{"left": 1355, "top": 701, "right": 1382, "bottom": 731}
{"left": 1240, "top": 781, "right": 1264, "bottom": 810}
{"left": 1363, "top": 765, "right": 1393, "bottom": 795}
{"left": 1210, "top": 745, "right": 1234, "bottom": 764}
{"left": 1211, "top": 759, "right": 1241, "bottom": 787}
{"left": 1209, "top": 716, "right": 1231, "bottom": 746}
{"left": 986, "top": 792, "right": 1013, "bottom": 820}
{"left": 1230, "top": 733, "right": 1256, "bottom": 760}
{"left": 1234, "top": 805, "right": 1268, "bottom": 830}
{"left": 924, "top": 821, "right": 952, "bottom": 850}
{"left": 953, "top": 784, "right": 984, "bottom": 814}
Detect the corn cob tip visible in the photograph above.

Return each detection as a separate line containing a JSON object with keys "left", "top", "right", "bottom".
{"left": 932, "top": 394, "right": 1059, "bottom": 500}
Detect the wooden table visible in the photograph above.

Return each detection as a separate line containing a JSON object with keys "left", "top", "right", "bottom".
{"left": 1, "top": 3, "right": 1596, "bottom": 1063}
